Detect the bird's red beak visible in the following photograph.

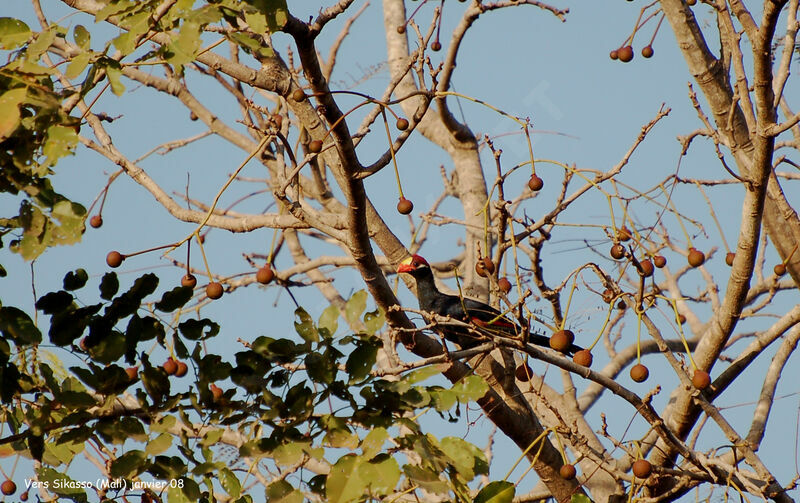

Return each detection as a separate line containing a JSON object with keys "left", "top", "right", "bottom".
{"left": 397, "top": 257, "right": 415, "bottom": 274}
{"left": 397, "top": 255, "right": 427, "bottom": 273}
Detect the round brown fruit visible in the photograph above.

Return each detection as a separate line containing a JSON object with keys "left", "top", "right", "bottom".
{"left": 498, "top": 277, "right": 512, "bottom": 294}
{"left": 396, "top": 25, "right": 406, "bottom": 34}
{"left": 482, "top": 257, "right": 495, "bottom": 275}
{"left": 163, "top": 357, "right": 178, "bottom": 375}
{"left": 617, "top": 227, "right": 632, "bottom": 242}
{"left": 515, "top": 363, "right": 533, "bottom": 381}
{"left": 573, "top": 349, "right": 593, "bottom": 367}
{"left": 602, "top": 288, "right": 615, "bottom": 304}
{"left": 549, "top": 329, "right": 575, "bottom": 353}
{"left": 431, "top": 41, "right": 442, "bottom": 51}
{"left": 725, "top": 252, "right": 736, "bottom": 266}
{"left": 175, "top": 360, "right": 188, "bottom": 377}
{"left": 125, "top": 367, "right": 138, "bottom": 380}
{"left": 206, "top": 282, "right": 224, "bottom": 300}
{"left": 90, "top": 215, "right": 103, "bottom": 228}
{"left": 692, "top": 369, "right": 711, "bottom": 390}
{"left": 653, "top": 255, "right": 667, "bottom": 268}
{"left": 774, "top": 263, "right": 787, "bottom": 276}
{"left": 475, "top": 260, "right": 488, "bottom": 278}
{"left": 610, "top": 244, "right": 625, "bottom": 260}
{"left": 309, "top": 140, "right": 323, "bottom": 153}
{"left": 292, "top": 89, "right": 306, "bottom": 102}
{"left": 181, "top": 274, "right": 197, "bottom": 288}
{"left": 210, "top": 384, "right": 223, "bottom": 401}
{"left": 271, "top": 114, "right": 283, "bottom": 128}
{"left": 639, "top": 259, "right": 654, "bottom": 277}
{"left": 641, "top": 45, "right": 654, "bottom": 58}
{"left": 20, "top": 490, "right": 29, "bottom": 501}
{"left": 632, "top": 459, "right": 652, "bottom": 478}
{"left": 528, "top": 174, "right": 544, "bottom": 191}
{"left": 609, "top": 50, "right": 619, "bottom": 60}
{"left": 396, "top": 118, "right": 409, "bottom": 131}
{"left": 189, "top": 111, "right": 198, "bottom": 121}
{"left": 687, "top": 248, "right": 705, "bottom": 268}
{"left": 559, "top": 464, "right": 577, "bottom": 480}
{"left": 2, "top": 480, "right": 17, "bottom": 496}
{"left": 678, "top": 313, "right": 687, "bottom": 324}
{"left": 687, "top": 0, "right": 696, "bottom": 4}
{"left": 397, "top": 197, "right": 414, "bottom": 215}
{"left": 106, "top": 251, "right": 124, "bottom": 268}
{"left": 617, "top": 45, "right": 634, "bottom": 62}
{"left": 617, "top": 300, "right": 626, "bottom": 310}
{"left": 257, "top": 265, "right": 275, "bottom": 284}
{"left": 630, "top": 363, "right": 649, "bottom": 383}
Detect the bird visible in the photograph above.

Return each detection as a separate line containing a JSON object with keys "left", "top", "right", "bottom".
{"left": 397, "top": 254, "right": 582, "bottom": 354}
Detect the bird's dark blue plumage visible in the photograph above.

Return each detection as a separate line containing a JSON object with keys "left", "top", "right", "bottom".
{"left": 398, "top": 255, "right": 581, "bottom": 354}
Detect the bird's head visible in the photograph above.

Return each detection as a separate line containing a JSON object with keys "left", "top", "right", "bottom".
{"left": 397, "top": 255, "right": 429, "bottom": 275}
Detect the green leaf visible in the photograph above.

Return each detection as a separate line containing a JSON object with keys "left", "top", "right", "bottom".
{"left": 363, "top": 308, "right": 385, "bottom": 335}
{"left": 112, "top": 11, "right": 149, "bottom": 55}
{"left": 166, "top": 484, "right": 191, "bottom": 503}
{"left": 87, "top": 330, "right": 126, "bottom": 364}
{"left": 155, "top": 286, "right": 193, "bottom": 312}
{"left": 403, "top": 464, "right": 448, "bottom": 494}
{"left": 345, "top": 341, "right": 377, "bottom": 383}
{"left": 474, "top": 481, "right": 515, "bottom": 503}
{"left": 36, "top": 290, "right": 73, "bottom": 314}
{"left": 97, "top": 417, "right": 147, "bottom": 444}
{"left": 0, "top": 18, "right": 31, "bottom": 49}
{"left": 429, "top": 387, "right": 456, "bottom": 411}
{"left": 441, "top": 437, "right": 488, "bottom": 480}
{"left": 63, "top": 268, "right": 88, "bottom": 291}
{"left": 451, "top": 375, "right": 488, "bottom": 402}
{"left": 305, "top": 351, "right": 336, "bottom": 384}
{"left": 405, "top": 365, "right": 443, "bottom": 385}
{"left": 266, "top": 480, "right": 303, "bottom": 503}
{"left": 52, "top": 200, "right": 87, "bottom": 243}
{"left": 110, "top": 449, "right": 147, "bottom": 478}
{"left": 293, "top": 307, "right": 318, "bottom": 343}
{"left": 151, "top": 415, "right": 177, "bottom": 433}
{"left": 272, "top": 441, "right": 304, "bottom": 467}
{"left": 244, "top": 11, "right": 267, "bottom": 34}
{"left": 219, "top": 467, "right": 242, "bottom": 498}
{"left": 178, "top": 318, "right": 219, "bottom": 340}
{"left": 36, "top": 467, "right": 88, "bottom": 502}
{"left": 360, "top": 427, "right": 388, "bottom": 459}
{"left": 326, "top": 454, "right": 366, "bottom": 503}
{"left": 96, "top": 0, "right": 135, "bottom": 22}
{"left": 318, "top": 304, "right": 339, "bottom": 337}
{"left": 571, "top": 494, "right": 594, "bottom": 503}
{"left": 324, "top": 428, "right": 358, "bottom": 450}
{"left": 105, "top": 60, "right": 125, "bottom": 96}
{"left": 357, "top": 454, "right": 400, "bottom": 495}
{"left": 41, "top": 124, "right": 78, "bottom": 168}
{"left": 72, "top": 25, "right": 90, "bottom": 48}
{"left": 99, "top": 272, "right": 119, "bottom": 300}
{"left": 0, "top": 306, "right": 42, "bottom": 345}
{"left": 0, "top": 88, "right": 27, "bottom": 140}
{"left": 181, "top": 478, "right": 202, "bottom": 501}
{"left": 345, "top": 290, "right": 367, "bottom": 325}
{"left": 166, "top": 20, "right": 201, "bottom": 66}
{"left": 25, "top": 27, "right": 57, "bottom": 59}
{"left": 259, "top": 0, "right": 288, "bottom": 32}
{"left": 65, "top": 52, "right": 92, "bottom": 80}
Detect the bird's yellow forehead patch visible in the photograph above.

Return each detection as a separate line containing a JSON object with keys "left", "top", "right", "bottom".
{"left": 400, "top": 256, "right": 414, "bottom": 266}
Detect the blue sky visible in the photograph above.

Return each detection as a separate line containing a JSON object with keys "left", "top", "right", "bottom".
{"left": 2, "top": 1, "right": 799, "bottom": 501}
